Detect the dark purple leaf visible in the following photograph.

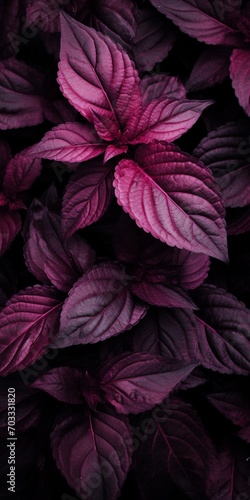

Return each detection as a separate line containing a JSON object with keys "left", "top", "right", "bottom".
{"left": 51, "top": 406, "right": 133, "bottom": 500}
{"left": 26, "top": 0, "right": 61, "bottom": 33}
{"left": 149, "top": 0, "right": 242, "bottom": 46}
{"left": 211, "top": 440, "right": 250, "bottom": 499}
{"left": 62, "top": 159, "right": 115, "bottom": 237}
{"left": 99, "top": 352, "right": 197, "bottom": 414}
{"left": 24, "top": 201, "right": 96, "bottom": 292}
{"left": 58, "top": 12, "right": 141, "bottom": 140}
{"left": 0, "top": 285, "right": 63, "bottom": 376}
{"left": 230, "top": 48, "right": 250, "bottom": 117}
{"left": 31, "top": 367, "right": 84, "bottom": 404}
{"left": 0, "top": 206, "right": 22, "bottom": 257}
{"left": 2, "top": 149, "right": 42, "bottom": 198}
{"left": 114, "top": 142, "right": 228, "bottom": 261}
{"left": 28, "top": 122, "right": 106, "bottom": 162}
{"left": 136, "top": 397, "right": 217, "bottom": 499}
{"left": 208, "top": 389, "right": 250, "bottom": 429}
{"left": 0, "top": 58, "right": 45, "bottom": 129}
{"left": 56, "top": 262, "right": 147, "bottom": 347}
{"left": 186, "top": 46, "right": 231, "bottom": 93}
{"left": 131, "top": 282, "right": 197, "bottom": 309}
{"left": 133, "top": 6, "right": 176, "bottom": 72}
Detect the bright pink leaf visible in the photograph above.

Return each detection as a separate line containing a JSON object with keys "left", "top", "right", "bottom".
{"left": 100, "top": 352, "right": 197, "bottom": 414}
{"left": 27, "top": 122, "right": 106, "bottom": 162}
{"left": 149, "top": 0, "right": 242, "bottom": 46}
{"left": 62, "top": 159, "right": 115, "bottom": 237}
{"left": 114, "top": 142, "right": 228, "bottom": 261}
{"left": 230, "top": 48, "right": 250, "bottom": 117}
{"left": 0, "top": 285, "right": 63, "bottom": 376}
{"left": 58, "top": 12, "right": 141, "bottom": 139}
{"left": 125, "top": 97, "right": 212, "bottom": 144}
{"left": 51, "top": 406, "right": 133, "bottom": 500}
{"left": 56, "top": 262, "right": 147, "bottom": 347}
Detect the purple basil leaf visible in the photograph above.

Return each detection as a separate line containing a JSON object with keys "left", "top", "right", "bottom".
{"left": 114, "top": 142, "right": 228, "bottom": 261}
{"left": 99, "top": 352, "right": 197, "bottom": 414}
{"left": 230, "top": 48, "right": 250, "bottom": 117}
{"left": 31, "top": 367, "right": 84, "bottom": 404}
{"left": 58, "top": 12, "right": 141, "bottom": 140}
{"left": 2, "top": 149, "right": 42, "bottom": 198}
{"left": 89, "top": 0, "right": 137, "bottom": 53}
{"left": 51, "top": 406, "right": 133, "bottom": 500}
{"left": 186, "top": 46, "right": 231, "bottom": 93}
{"left": 56, "top": 262, "right": 147, "bottom": 347}
{"left": 136, "top": 397, "right": 217, "bottom": 499}
{"left": 0, "top": 285, "right": 63, "bottom": 376}
{"left": 140, "top": 74, "right": 186, "bottom": 105}
{"left": 62, "top": 159, "right": 115, "bottom": 237}
{"left": 131, "top": 282, "right": 197, "bottom": 309}
{"left": 149, "top": 0, "right": 242, "bottom": 46}
{"left": 132, "top": 6, "right": 176, "bottom": 72}
{"left": 28, "top": 122, "right": 106, "bottom": 162}
{"left": 208, "top": 389, "right": 250, "bottom": 429}
{"left": 211, "top": 440, "right": 250, "bottom": 499}
{"left": 0, "top": 58, "right": 45, "bottom": 129}
{"left": 129, "top": 287, "right": 250, "bottom": 374}
{"left": 0, "top": 206, "right": 22, "bottom": 257}
{"left": 24, "top": 201, "right": 96, "bottom": 292}
{"left": 125, "top": 97, "right": 212, "bottom": 144}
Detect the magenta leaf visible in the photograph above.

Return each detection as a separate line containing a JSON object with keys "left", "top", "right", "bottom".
{"left": 211, "top": 441, "right": 250, "bottom": 499}
{"left": 0, "top": 285, "right": 63, "bottom": 376}
{"left": 131, "top": 282, "right": 197, "bottom": 309}
{"left": 136, "top": 397, "right": 217, "bottom": 499}
{"left": 0, "top": 206, "right": 22, "bottom": 257}
{"left": 126, "top": 97, "right": 212, "bottom": 144}
{"left": 114, "top": 142, "right": 228, "bottom": 261}
{"left": 141, "top": 74, "right": 186, "bottom": 104}
{"left": 99, "top": 352, "right": 197, "bottom": 414}
{"left": 0, "top": 58, "right": 45, "bottom": 129}
{"left": 230, "top": 48, "right": 250, "bottom": 117}
{"left": 132, "top": 6, "right": 176, "bottom": 72}
{"left": 51, "top": 406, "right": 133, "bottom": 500}
{"left": 28, "top": 122, "right": 106, "bottom": 162}
{"left": 56, "top": 262, "right": 147, "bottom": 347}
{"left": 186, "top": 46, "right": 231, "bottom": 93}
{"left": 149, "top": 0, "right": 242, "bottom": 46}
{"left": 24, "top": 201, "right": 96, "bottom": 292}
{"left": 62, "top": 159, "right": 115, "bottom": 237}
{"left": 58, "top": 12, "right": 141, "bottom": 139}
{"left": 31, "top": 367, "right": 84, "bottom": 404}
{"left": 2, "top": 149, "right": 42, "bottom": 198}
{"left": 104, "top": 144, "right": 128, "bottom": 163}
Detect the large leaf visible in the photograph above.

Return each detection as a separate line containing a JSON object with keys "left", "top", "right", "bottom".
{"left": 56, "top": 262, "right": 147, "bottom": 347}
{"left": 24, "top": 201, "right": 96, "bottom": 292}
{"left": 51, "top": 406, "right": 133, "bottom": 500}
{"left": 132, "top": 6, "right": 176, "bottom": 72}
{"left": 0, "top": 58, "right": 45, "bottom": 129}
{"left": 230, "top": 48, "right": 250, "bottom": 117}
{"left": 131, "top": 285, "right": 250, "bottom": 374}
{"left": 0, "top": 206, "right": 22, "bottom": 257}
{"left": 136, "top": 398, "right": 217, "bottom": 499}
{"left": 27, "top": 122, "right": 106, "bottom": 162}
{"left": 149, "top": 0, "right": 242, "bottom": 46}
{"left": 114, "top": 142, "right": 228, "bottom": 261}
{"left": 2, "top": 149, "right": 42, "bottom": 198}
{"left": 62, "top": 159, "right": 115, "bottom": 237}
{"left": 125, "top": 97, "right": 211, "bottom": 144}
{"left": 58, "top": 12, "right": 141, "bottom": 140}
{"left": 0, "top": 285, "right": 63, "bottom": 376}
{"left": 99, "top": 352, "right": 196, "bottom": 414}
